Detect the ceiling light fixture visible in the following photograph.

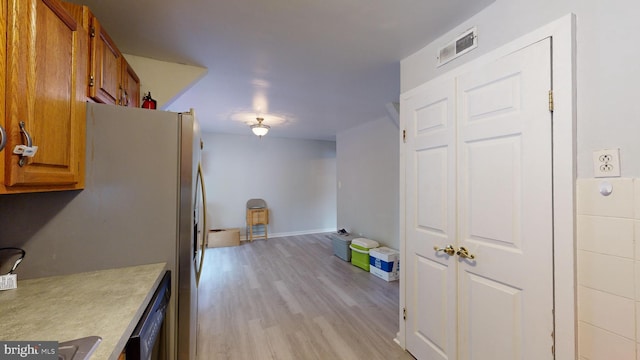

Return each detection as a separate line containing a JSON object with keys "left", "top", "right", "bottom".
{"left": 251, "top": 117, "right": 270, "bottom": 138}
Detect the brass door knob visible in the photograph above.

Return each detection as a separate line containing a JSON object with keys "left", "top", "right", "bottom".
{"left": 456, "top": 246, "right": 475, "bottom": 259}
{"left": 434, "top": 245, "right": 456, "bottom": 256}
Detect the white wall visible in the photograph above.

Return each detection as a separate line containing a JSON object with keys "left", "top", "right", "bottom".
{"left": 202, "top": 133, "right": 336, "bottom": 238}
{"left": 402, "top": 0, "right": 640, "bottom": 178}
{"left": 336, "top": 117, "right": 400, "bottom": 249}
{"left": 123, "top": 54, "right": 208, "bottom": 109}
{"left": 576, "top": 178, "right": 640, "bottom": 359}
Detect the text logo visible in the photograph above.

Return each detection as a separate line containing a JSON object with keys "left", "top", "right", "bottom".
{"left": 0, "top": 342, "right": 57, "bottom": 360}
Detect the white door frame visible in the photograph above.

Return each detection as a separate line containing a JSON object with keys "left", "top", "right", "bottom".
{"left": 399, "top": 14, "right": 576, "bottom": 360}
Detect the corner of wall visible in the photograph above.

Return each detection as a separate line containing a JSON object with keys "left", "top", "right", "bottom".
{"left": 122, "top": 54, "right": 208, "bottom": 109}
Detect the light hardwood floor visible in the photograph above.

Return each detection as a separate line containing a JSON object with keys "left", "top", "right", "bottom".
{"left": 197, "top": 233, "right": 415, "bottom": 360}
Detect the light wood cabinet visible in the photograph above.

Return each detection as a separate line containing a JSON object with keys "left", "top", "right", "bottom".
{"left": 62, "top": 3, "right": 141, "bottom": 107}
{"left": 89, "top": 16, "right": 121, "bottom": 105}
{"left": 0, "top": 0, "right": 86, "bottom": 193}
{"left": 89, "top": 15, "right": 140, "bottom": 107}
{"left": 121, "top": 60, "right": 141, "bottom": 107}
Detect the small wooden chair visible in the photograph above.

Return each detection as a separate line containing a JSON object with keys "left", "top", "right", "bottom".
{"left": 246, "top": 199, "right": 268, "bottom": 241}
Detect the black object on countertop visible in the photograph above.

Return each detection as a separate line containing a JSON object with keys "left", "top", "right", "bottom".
{"left": 0, "top": 247, "right": 25, "bottom": 275}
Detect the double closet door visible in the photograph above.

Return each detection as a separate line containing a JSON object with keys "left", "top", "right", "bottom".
{"left": 403, "top": 38, "right": 555, "bottom": 360}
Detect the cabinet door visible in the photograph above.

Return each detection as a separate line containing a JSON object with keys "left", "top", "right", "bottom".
{"left": 121, "top": 59, "right": 140, "bottom": 107}
{"left": 3, "top": 0, "right": 85, "bottom": 191}
{"left": 0, "top": 0, "right": 5, "bottom": 188}
{"left": 89, "top": 16, "right": 121, "bottom": 105}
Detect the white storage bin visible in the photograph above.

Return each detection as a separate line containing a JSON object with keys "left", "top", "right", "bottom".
{"left": 369, "top": 247, "right": 399, "bottom": 281}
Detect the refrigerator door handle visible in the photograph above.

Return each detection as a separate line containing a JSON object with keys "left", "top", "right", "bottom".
{"left": 196, "top": 163, "right": 208, "bottom": 286}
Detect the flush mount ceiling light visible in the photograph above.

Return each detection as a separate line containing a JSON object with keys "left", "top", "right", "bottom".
{"left": 250, "top": 117, "right": 270, "bottom": 137}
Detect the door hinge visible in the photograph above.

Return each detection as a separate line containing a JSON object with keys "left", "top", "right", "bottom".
{"left": 402, "top": 130, "right": 406, "bottom": 143}
{"left": 403, "top": 307, "right": 407, "bottom": 320}
{"left": 548, "top": 90, "right": 554, "bottom": 112}
{"left": 551, "top": 308, "right": 555, "bottom": 356}
{"left": 90, "top": 26, "right": 96, "bottom": 38}
{"left": 89, "top": 75, "right": 94, "bottom": 87}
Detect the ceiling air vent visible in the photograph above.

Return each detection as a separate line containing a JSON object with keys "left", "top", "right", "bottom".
{"left": 437, "top": 27, "right": 478, "bottom": 67}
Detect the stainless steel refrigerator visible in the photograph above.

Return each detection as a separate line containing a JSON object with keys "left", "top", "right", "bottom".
{"left": 81, "top": 102, "right": 207, "bottom": 359}
{"left": 0, "top": 102, "right": 207, "bottom": 359}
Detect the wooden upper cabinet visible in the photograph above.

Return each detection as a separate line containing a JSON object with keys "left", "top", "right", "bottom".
{"left": 89, "top": 16, "right": 122, "bottom": 105}
{"left": 121, "top": 60, "right": 141, "bottom": 107}
{"left": 61, "top": 3, "right": 140, "bottom": 108}
{"left": 2, "top": 0, "right": 86, "bottom": 192}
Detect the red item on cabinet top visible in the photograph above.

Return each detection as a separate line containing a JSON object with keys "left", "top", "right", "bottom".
{"left": 141, "top": 92, "right": 157, "bottom": 109}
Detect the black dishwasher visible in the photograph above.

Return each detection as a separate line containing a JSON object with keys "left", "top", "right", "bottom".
{"left": 127, "top": 271, "right": 171, "bottom": 360}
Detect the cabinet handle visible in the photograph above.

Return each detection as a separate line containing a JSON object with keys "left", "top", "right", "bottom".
{"left": 18, "top": 121, "right": 33, "bottom": 167}
{"left": 0, "top": 124, "right": 6, "bottom": 152}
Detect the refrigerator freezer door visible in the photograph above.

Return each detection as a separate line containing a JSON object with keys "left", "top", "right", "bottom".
{"left": 194, "top": 163, "right": 207, "bottom": 286}
{"left": 177, "top": 111, "right": 201, "bottom": 360}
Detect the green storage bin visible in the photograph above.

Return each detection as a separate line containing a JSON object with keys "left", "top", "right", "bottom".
{"left": 349, "top": 238, "right": 379, "bottom": 271}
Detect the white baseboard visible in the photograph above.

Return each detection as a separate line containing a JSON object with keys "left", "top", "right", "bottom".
{"left": 241, "top": 228, "right": 335, "bottom": 241}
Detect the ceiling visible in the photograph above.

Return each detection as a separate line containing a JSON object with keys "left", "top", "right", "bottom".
{"left": 66, "top": 0, "right": 494, "bottom": 140}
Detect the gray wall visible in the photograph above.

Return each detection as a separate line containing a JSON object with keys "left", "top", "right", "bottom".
{"left": 336, "top": 117, "right": 400, "bottom": 249}
{"left": 401, "top": 0, "right": 640, "bottom": 178}
{"left": 202, "top": 133, "right": 337, "bottom": 237}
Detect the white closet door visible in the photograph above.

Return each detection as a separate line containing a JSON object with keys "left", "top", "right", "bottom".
{"left": 404, "top": 78, "right": 457, "bottom": 360}
{"left": 456, "top": 38, "right": 553, "bottom": 360}
{"left": 403, "top": 37, "right": 554, "bottom": 360}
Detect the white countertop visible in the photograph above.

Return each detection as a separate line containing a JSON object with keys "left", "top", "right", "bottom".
{"left": 0, "top": 263, "right": 167, "bottom": 360}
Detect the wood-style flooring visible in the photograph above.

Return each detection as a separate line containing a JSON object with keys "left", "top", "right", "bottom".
{"left": 197, "top": 233, "right": 415, "bottom": 360}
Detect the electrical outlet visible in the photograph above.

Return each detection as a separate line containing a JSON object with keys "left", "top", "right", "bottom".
{"left": 593, "top": 148, "right": 621, "bottom": 178}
